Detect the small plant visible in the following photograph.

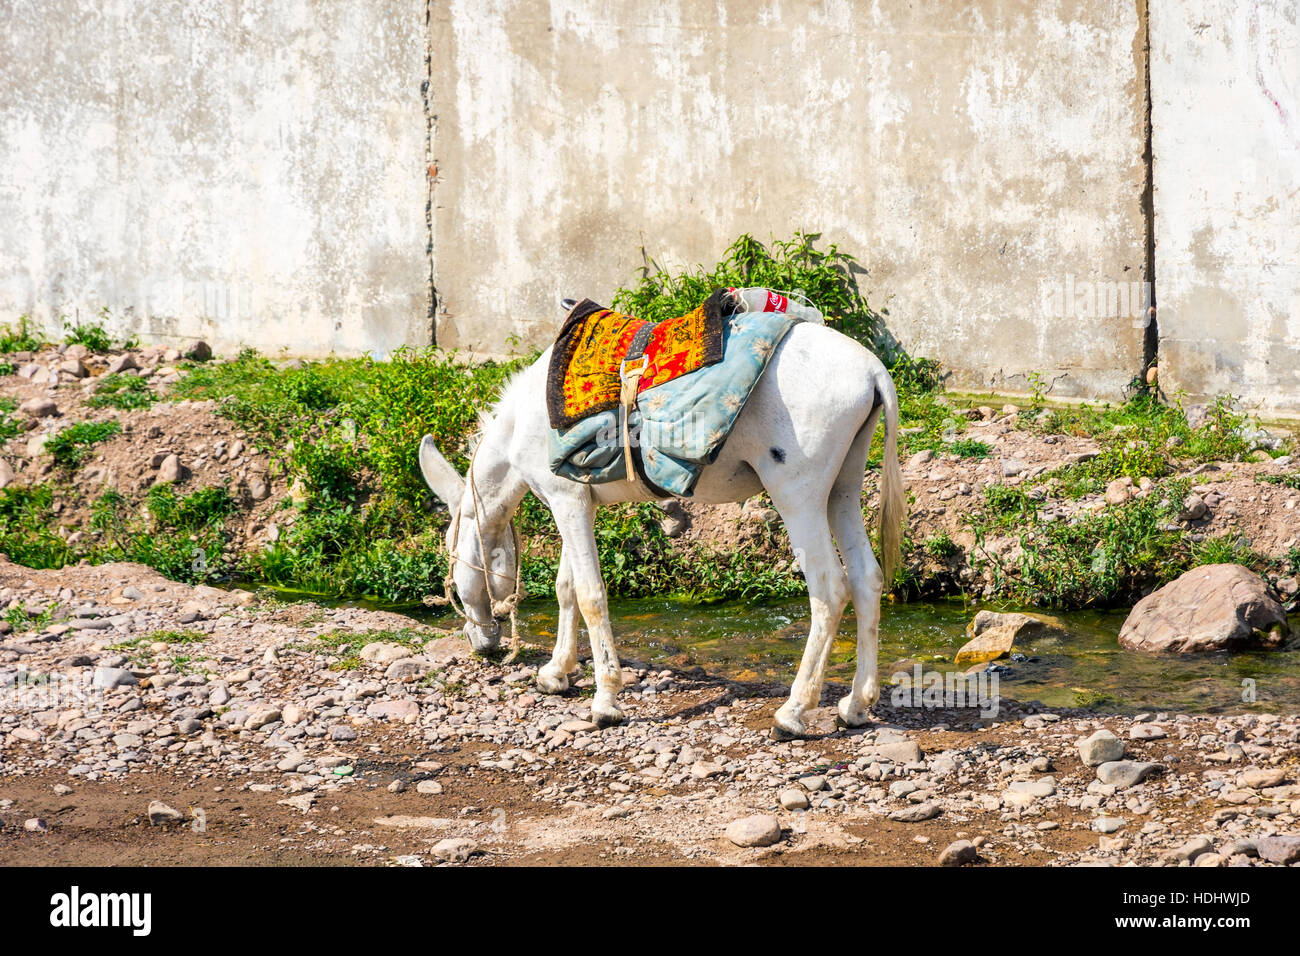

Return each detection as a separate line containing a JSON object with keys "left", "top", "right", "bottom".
{"left": 924, "top": 532, "right": 959, "bottom": 559}
{"left": 0, "top": 397, "right": 25, "bottom": 443}
{"left": 948, "top": 438, "right": 992, "bottom": 459}
{"left": 1261, "top": 472, "right": 1300, "bottom": 491}
{"left": 148, "top": 629, "right": 206, "bottom": 645}
{"left": 45, "top": 420, "right": 121, "bottom": 468}
{"left": 62, "top": 320, "right": 113, "bottom": 353}
{"left": 1074, "top": 689, "right": 1117, "bottom": 709}
{"left": 0, "top": 316, "right": 45, "bottom": 353}
{"left": 3, "top": 602, "right": 56, "bottom": 634}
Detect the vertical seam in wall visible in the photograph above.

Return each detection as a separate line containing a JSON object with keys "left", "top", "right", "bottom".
{"left": 1140, "top": 0, "right": 1158, "bottom": 378}
{"left": 423, "top": 0, "right": 437, "bottom": 347}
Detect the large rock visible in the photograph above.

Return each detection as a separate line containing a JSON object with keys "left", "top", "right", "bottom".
{"left": 1257, "top": 835, "right": 1300, "bottom": 865}
{"left": 1096, "top": 760, "right": 1164, "bottom": 789}
{"left": 1077, "top": 729, "right": 1125, "bottom": 766}
{"left": 1119, "top": 564, "right": 1289, "bottom": 654}
{"left": 725, "top": 814, "right": 782, "bottom": 848}
{"left": 954, "top": 610, "right": 1067, "bottom": 665}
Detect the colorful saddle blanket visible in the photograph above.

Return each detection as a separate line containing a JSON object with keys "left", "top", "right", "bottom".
{"left": 546, "top": 290, "right": 796, "bottom": 497}
{"left": 546, "top": 290, "right": 729, "bottom": 430}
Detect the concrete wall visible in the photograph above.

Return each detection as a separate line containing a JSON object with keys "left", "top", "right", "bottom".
{"left": 1151, "top": 1, "right": 1300, "bottom": 417}
{"left": 0, "top": 0, "right": 431, "bottom": 357}
{"left": 4, "top": 1, "right": 1298, "bottom": 414}
{"left": 431, "top": 0, "right": 1152, "bottom": 398}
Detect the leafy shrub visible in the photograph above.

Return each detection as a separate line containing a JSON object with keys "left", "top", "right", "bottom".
{"left": 613, "top": 232, "right": 885, "bottom": 348}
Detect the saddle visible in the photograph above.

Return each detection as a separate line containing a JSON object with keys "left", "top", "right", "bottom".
{"left": 546, "top": 288, "right": 731, "bottom": 431}
{"left": 545, "top": 289, "right": 800, "bottom": 497}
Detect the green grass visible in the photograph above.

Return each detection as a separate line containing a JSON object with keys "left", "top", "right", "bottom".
{"left": 1260, "top": 472, "right": 1300, "bottom": 491}
{"left": 1037, "top": 391, "right": 1284, "bottom": 466}
{"left": 0, "top": 397, "right": 26, "bottom": 443}
{"left": 91, "top": 484, "right": 237, "bottom": 583}
{"left": 146, "top": 629, "right": 206, "bottom": 645}
{"left": 86, "top": 373, "right": 155, "bottom": 410}
{"left": 1042, "top": 442, "right": 1170, "bottom": 499}
{"left": 0, "top": 486, "right": 73, "bottom": 568}
{"left": 947, "top": 438, "right": 992, "bottom": 459}
{"left": 45, "top": 420, "right": 121, "bottom": 468}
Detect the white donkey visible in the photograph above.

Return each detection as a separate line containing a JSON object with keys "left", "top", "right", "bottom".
{"left": 417, "top": 321, "right": 905, "bottom": 737}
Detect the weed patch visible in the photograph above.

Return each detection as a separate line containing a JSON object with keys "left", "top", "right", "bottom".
{"left": 46, "top": 421, "right": 121, "bottom": 468}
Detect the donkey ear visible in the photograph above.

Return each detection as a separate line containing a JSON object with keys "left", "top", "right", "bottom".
{"left": 419, "top": 435, "right": 465, "bottom": 504}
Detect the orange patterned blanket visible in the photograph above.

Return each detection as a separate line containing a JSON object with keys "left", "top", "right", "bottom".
{"left": 546, "top": 290, "right": 728, "bottom": 430}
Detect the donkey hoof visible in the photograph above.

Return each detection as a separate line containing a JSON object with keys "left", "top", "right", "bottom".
{"left": 535, "top": 666, "right": 570, "bottom": 695}
{"left": 772, "top": 703, "right": 808, "bottom": 739}
{"left": 836, "top": 694, "right": 873, "bottom": 728}
{"left": 592, "top": 698, "right": 625, "bottom": 728}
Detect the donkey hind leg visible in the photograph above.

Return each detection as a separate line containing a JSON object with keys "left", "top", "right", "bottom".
{"left": 550, "top": 496, "right": 625, "bottom": 726}
{"left": 828, "top": 416, "right": 886, "bottom": 727}
{"left": 537, "top": 547, "right": 580, "bottom": 695}
{"left": 768, "top": 494, "right": 852, "bottom": 738}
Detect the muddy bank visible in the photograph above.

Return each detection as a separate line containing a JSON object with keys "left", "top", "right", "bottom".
{"left": 3, "top": 341, "right": 1299, "bottom": 611}
{"left": 1, "top": 558, "right": 1297, "bottom": 866}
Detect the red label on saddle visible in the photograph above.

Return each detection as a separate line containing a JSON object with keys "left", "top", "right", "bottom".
{"left": 764, "top": 290, "right": 789, "bottom": 313}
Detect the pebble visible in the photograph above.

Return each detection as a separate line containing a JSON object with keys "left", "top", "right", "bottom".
{"left": 1257, "top": 835, "right": 1300, "bottom": 865}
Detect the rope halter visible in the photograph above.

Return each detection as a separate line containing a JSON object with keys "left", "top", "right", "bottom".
{"left": 422, "top": 442, "right": 524, "bottom": 663}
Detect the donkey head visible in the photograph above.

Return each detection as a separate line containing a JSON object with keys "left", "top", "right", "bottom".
{"left": 419, "top": 435, "right": 518, "bottom": 654}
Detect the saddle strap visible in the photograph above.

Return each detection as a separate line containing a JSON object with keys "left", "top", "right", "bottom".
{"left": 618, "top": 321, "right": 657, "bottom": 493}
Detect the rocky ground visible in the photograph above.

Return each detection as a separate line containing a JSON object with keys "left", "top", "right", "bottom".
{"left": 3, "top": 341, "right": 286, "bottom": 555}
{"left": 2, "top": 558, "right": 1297, "bottom": 867}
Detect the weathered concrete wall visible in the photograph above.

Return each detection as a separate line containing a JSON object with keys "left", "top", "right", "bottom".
{"left": 431, "top": 0, "right": 1151, "bottom": 398}
{"left": 0, "top": 0, "right": 431, "bottom": 357}
{"left": 1151, "top": 1, "right": 1300, "bottom": 416}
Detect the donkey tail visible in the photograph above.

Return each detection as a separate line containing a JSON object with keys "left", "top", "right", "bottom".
{"left": 876, "top": 375, "right": 906, "bottom": 587}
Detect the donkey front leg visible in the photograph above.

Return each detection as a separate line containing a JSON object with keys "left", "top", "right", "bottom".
{"left": 551, "top": 498, "right": 625, "bottom": 726}
{"left": 537, "top": 547, "right": 580, "bottom": 695}
{"left": 772, "top": 503, "right": 851, "bottom": 738}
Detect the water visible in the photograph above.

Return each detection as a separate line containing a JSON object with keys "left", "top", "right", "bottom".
{"left": 511, "top": 597, "right": 1300, "bottom": 715}
{"left": 260, "top": 585, "right": 1300, "bottom": 715}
